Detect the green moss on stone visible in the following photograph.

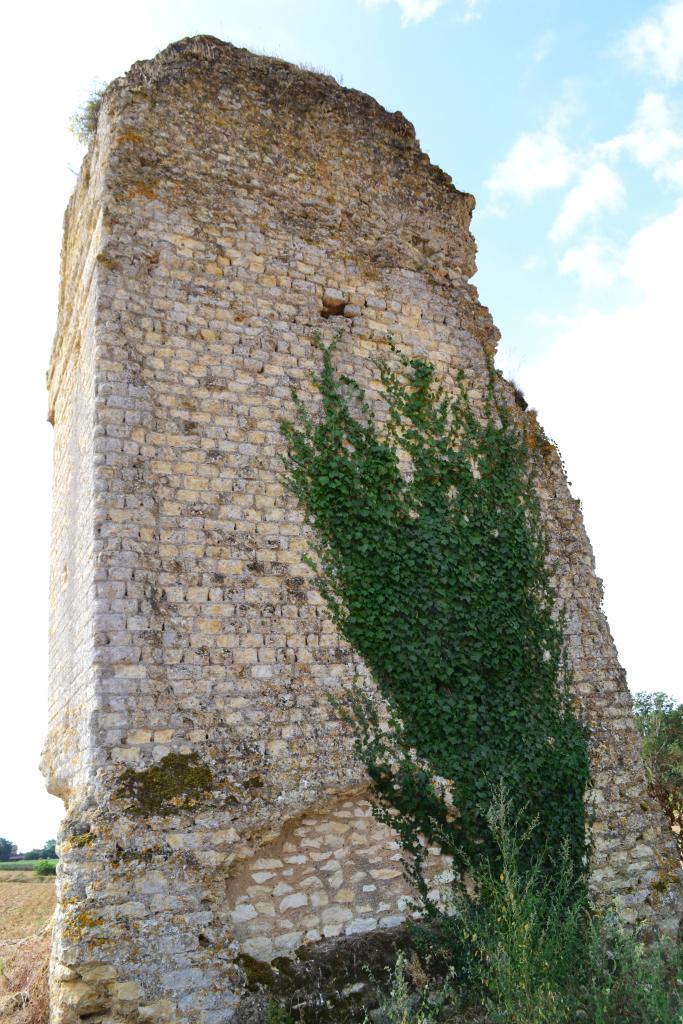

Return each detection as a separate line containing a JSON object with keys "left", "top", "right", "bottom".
{"left": 239, "top": 954, "right": 276, "bottom": 988}
{"left": 271, "top": 957, "right": 298, "bottom": 978}
{"left": 234, "top": 926, "right": 418, "bottom": 1023}
{"left": 116, "top": 752, "right": 213, "bottom": 816}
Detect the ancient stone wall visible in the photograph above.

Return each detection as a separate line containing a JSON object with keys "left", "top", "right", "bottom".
{"left": 43, "top": 36, "right": 682, "bottom": 1024}
{"left": 44, "top": 152, "right": 106, "bottom": 805}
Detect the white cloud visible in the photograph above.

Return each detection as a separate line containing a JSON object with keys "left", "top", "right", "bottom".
{"left": 622, "top": 1, "right": 683, "bottom": 82}
{"left": 490, "top": 87, "right": 683, "bottom": 219}
{"left": 486, "top": 126, "right": 575, "bottom": 202}
{"left": 486, "top": 92, "right": 582, "bottom": 203}
{"left": 519, "top": 201, "right": 683, "bottom": 697}
{"left": 532, "top": 29, "right": 556, "bottom": 63}
{"left": 459, "top": 0, "right": 483, "bottom": 24}
{"left": 558, "top": 239, "right": 620, "bottom": 289}
{"left": 550, "top": 163, "right": 625, "bottom": 241}
{"left": 622, "top": 195, "right": 683, "bottom": 296}
{"left": 359, "top": 0, "right": 446, "bottom": 25}
{"left": 599, "top": 92, "right": 683, "bottom": 189}
{"left": 489, "top": 88, "right": 682, "bottom": 244}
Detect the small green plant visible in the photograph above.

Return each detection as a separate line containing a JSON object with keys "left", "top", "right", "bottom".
{"left": 372, "top": 789, "right": 683, "bottom": 1024}
{"left": 263, "top": 1001, "right": 295, "bottom": 1024}
{"left": 70, "top": 84, "right": 107, "bottom": 145}
{"left": 584, "top": 912, "right": 683, "bottom": 1024}
{"left": 366, "top": 951, "right": 456, "bottom": 1023}
{"left": 456, "top": 786, "right": 587, "bottom": 1024}
{"left": 32, "top": 860, "right": 56, "bottom": 877}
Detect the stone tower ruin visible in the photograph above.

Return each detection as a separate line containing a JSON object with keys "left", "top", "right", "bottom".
{"left": 44, "top": 36, "right": 681, "bottom": 1024}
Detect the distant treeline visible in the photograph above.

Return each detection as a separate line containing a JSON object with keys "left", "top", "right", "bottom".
{"left": 0, "top": 837, "right": 57, "bottom": 861}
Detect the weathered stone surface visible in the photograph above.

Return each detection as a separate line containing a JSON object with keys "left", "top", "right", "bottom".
{"left": 43, "top": 33, "right": 682, "bottom": 1024}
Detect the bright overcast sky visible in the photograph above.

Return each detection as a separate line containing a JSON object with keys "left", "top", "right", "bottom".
{"left": 1, "top": 0, "right": 681, "bottom": 850}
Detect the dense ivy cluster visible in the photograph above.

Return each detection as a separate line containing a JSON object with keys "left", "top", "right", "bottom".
{"left": 281, "top": 334, "right": 589, "bottom": 895}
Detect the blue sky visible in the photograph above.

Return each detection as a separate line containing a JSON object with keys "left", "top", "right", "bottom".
{"left": 1, "top": 0, "right": 682, "bottom": 848}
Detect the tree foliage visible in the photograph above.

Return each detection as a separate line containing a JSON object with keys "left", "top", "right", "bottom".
{"left": 633, "top": 692, "right": 683, "bottom": 854}
{"left": 281, "top": 335, "right": 589, "bottom": 895}
{"left": 21, "top": 839, "right": 58, "bottom": 861}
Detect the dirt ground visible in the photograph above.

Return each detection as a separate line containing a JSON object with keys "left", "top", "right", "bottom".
{"left": 0, "top": 875, "right": 54, "bottom": 1024}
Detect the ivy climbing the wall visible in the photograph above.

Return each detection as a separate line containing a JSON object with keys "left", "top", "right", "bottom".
{"left": 280, "top": 333, "right": 590, "bottom": 900}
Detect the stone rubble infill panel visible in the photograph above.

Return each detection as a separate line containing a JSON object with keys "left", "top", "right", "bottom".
{"left": 226, "top": 794, "right": 452, "bottom": 961}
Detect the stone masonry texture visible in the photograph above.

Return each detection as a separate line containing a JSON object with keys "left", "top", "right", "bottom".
{"left": 43, "top": 35, "right": 682, "bottom": 1024}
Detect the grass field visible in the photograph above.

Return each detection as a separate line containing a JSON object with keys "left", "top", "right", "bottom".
{"left": 0, "top": 875, "right": 54, "bottom": 887}
{"left": 0, "top": 880, "right": 55, "bottom": 943}
{"left": 0, "top": 862, "right": 57, "bottom": 873}
{"left": 0, "top": 878, "right": 54, "bottom": 1022}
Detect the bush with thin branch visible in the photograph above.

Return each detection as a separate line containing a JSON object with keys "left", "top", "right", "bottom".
{"left": 69, "top": 84, "right": 107, "bottom": 145}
